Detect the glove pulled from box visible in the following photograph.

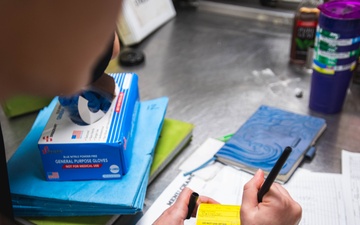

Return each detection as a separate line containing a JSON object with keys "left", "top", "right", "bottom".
{"left": 38, "top": 73, "right": 139, "bottom": 181}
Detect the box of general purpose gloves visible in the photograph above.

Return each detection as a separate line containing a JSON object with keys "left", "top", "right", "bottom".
{"left": 38, "top": 73, "right": 140, "bottom": 181}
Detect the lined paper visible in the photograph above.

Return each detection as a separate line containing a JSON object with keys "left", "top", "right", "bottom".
{"left": 342, "top": 150, "right": 360, "bottom": 225}
{"left": 284, "top": 170, "right": 346, "bottom": 225}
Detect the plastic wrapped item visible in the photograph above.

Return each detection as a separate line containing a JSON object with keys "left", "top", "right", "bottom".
{"left": 290, "top": 0, "right": 322, "bottom": 65}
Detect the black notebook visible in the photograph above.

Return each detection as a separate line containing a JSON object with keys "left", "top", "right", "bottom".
{"left": 215, "top": 105, "right": 326, "bottom": 184}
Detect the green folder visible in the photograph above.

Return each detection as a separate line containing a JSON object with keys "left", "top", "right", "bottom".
{"left": 149, "top": 118, "right": 194, "bottom": 184}
{"left": 24, "top": 118, "right": 194, "bottom": 225}
{"left": 1, "top": 95, "right": 52, "bottom": 118}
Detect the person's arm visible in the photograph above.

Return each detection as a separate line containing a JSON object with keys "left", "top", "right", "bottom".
{"left": 0, "top": 1, "right": 122, "bottom": 99}
{"left": 112, "top": 32, "right": 121, "bottom": 60}
{"left": 240, "top": 169, "right": 302, "bottom": 225}
{"left": 153, "top": 187, "right": 219, "bottom": 225}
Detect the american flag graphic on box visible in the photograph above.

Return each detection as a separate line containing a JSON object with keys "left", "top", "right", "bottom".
{"left": 47, "top": 172, "right": 59, "bottom": 179}
{"left": 71, "top": 130, "right": 83, "bottom": 139}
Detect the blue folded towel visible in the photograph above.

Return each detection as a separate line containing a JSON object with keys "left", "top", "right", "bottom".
{"left": 8, "top": 96, "right": 168, "bottom": 216}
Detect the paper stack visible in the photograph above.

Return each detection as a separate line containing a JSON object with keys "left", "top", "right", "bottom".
{"left": 7, "top": 96, "right": 168, "bottom": 217}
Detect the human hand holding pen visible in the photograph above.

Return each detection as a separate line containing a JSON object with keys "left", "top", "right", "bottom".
{"left": 153, "top": 187, "right": 219, "bottom": 225}
{"left": 257, "top": 146, "right": 292, "bottom": 203}
{"left": 240, "top": 169, "right": 302, "bottom": 225}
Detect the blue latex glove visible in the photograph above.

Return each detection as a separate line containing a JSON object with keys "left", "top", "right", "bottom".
{"left": 59, "top": 89, "right": 112, "bottom": 125}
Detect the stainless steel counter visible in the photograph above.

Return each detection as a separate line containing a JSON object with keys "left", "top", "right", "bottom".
{"left": 2, "top": 1, "right": 360, "bottom": 224}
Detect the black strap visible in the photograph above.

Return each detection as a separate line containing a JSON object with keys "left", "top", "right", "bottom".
{"left": 0, "top": 124, "right": 14, "bottom": 221}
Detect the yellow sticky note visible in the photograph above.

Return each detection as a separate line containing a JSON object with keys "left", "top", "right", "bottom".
{"left": 196, "top": 204, "right": 241, "bottom": 225}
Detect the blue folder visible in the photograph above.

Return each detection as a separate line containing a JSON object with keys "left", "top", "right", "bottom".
{"left": 7, "top": 96, "right": 168, "bottom": 216}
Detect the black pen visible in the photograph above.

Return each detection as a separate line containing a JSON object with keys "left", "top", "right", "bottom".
{"left": 186, "top": 192, "right": 199, "bottom": 219}
{"left": 257, "top": 146, "right": 292, "bottom": 203}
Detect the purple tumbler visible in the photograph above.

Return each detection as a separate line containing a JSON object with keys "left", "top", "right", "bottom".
{"left": 309, "top": 0, "right": 360, "bottom": 114}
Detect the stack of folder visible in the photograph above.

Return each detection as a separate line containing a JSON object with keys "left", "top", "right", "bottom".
{"left": 7, "top": 96, "right": 168, "bottom": 217}
{"left": 22, "top": 118, "right": 194, "bottom": 225}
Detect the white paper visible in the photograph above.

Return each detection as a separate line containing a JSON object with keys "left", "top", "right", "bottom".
{"left": 117, "top": 0, "right": 176, "bottom": 45}
{"left": 179, "top": 138, "right": 224, "bottom": 171}
{"left": 137, "top": 138, "right": 245, "bottom": 225}
{"left": 284, "top": 170, "right": 346, "bottom": 225}
{"left": 342, "top": 150, "right": 360, "bottom": 225}
{"left": 179, "top": 138, "right": 225, "bottom": 181}
{"left": 139, "top": 140, "right": 360, "bottom": 225}
{"left": 136, "top": 165, "right": 253, "bottom": 225}
{"left": 136, "top": 173, "right": 201, "bottom": 225}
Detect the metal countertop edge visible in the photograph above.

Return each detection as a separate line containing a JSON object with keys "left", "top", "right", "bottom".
{"left": 197, "top": 0, "right": 294, "bottom": 25}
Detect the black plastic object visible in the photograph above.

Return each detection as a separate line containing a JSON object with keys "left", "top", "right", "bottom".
{"left": 119, "top": 49, "right": 145, "bottom": 67}
{"left": 186, "top": 192, "right": 199, "bottom": 219}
